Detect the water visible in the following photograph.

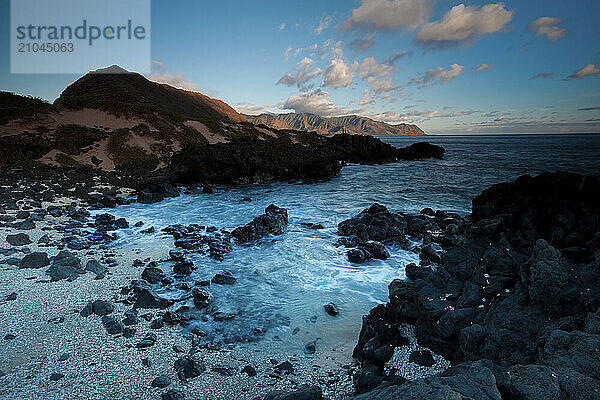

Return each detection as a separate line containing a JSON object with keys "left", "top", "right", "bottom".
{"left": 107, "top": 133, "right": 600, "bottom": 354}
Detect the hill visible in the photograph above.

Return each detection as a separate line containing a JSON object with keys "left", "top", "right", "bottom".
{"left": 244, "top": 113, "right": 424, "bottom": 136}
{"left": 56, "top": 65, "right": 246, "bottom": 123}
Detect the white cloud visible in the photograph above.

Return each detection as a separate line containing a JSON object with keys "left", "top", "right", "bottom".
{"left": 568, "top": 63, "right": 600, "bottom": 79}
{"left": 528, "top": 17, "right": 567, "bottom": 41}
{"left": 475, "top": 63, "right": 494, "bottom": 72}
{"left": 359, "top": 89, "right": 374, "bottom": 105}
{"left": 357, "top": 57, "right": 399, "bottom": 93}
{"left": 342, "top": 0, "right": 433, "bottom": 32}
{"left": 279, "top": 89, "right": 359, "bottom": 116}
{"left": 367, "top": 76, "right": 399, "bottom": 93}
{"left": 276, "top": 57, "right": 324, "bottom": 87}
{"left": 279, "top": 23, "right": 286, "bottom": 31}
{"left": 283, "top": 47, "right": 292, "bottom": 61}
{"left": 358, "top": 56, "right": 393, "bottom": 79}
{"left": 321, "top": 39, "right": 343, "bottom": 60}
{"left": 322, "top": 59, "right": 358, "bottom": 88}
{"left": 412, "top": 64, "right": 464, "bottom": 87}
{"left": 234, "top": 102, "right": 275, "bottom": 115}
{"left": 416, "top": 3, "right": 513, "bottom": 48}
{"left": 147, "top": 61, "right": 200, "bottom": 91}
{"left": 315, "top": 15, "right": 332, "bottom": 34}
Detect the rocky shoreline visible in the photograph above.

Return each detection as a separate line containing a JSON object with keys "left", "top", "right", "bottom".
{"left": 2, "top": 169, "right": 598, "bottom": 399}
{"left": 349, "top": 171, "right": 600, "bottom": 399}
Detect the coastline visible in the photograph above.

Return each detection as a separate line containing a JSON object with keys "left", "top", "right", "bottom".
{"left": 1, "top": 137, "right": 599, "bottom": 399}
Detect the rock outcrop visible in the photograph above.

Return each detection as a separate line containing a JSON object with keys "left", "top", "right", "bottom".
{"left": 169, "top": 134, "right": 444, "bottom": 185}
{"left": 231, "top": 205, "right": 288, "bottom": 243}
{"left": 351, "top": 171, "right": 600, "bottom": 396}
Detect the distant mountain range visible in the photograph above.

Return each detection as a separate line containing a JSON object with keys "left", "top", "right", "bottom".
{"left": 244, "top": 113, "right": 424, "bottom": 136}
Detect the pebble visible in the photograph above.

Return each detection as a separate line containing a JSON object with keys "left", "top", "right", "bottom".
{"left": 49, "top": 373, "right": 64, "bottom": 381}
{"left": 151, "top": 375, "right": 172, "bottom": 388}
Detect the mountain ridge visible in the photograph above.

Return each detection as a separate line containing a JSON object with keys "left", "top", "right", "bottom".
{"left": 244, "top": 113, "right": 425, "bottom": 136}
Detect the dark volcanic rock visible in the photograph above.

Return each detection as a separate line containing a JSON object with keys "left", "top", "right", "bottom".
{"left": 102, "top": 315, "right": 124, "bottom": 335}
{"left": 211, "top": 365, "right": 236, "bottom": 376}
{"left": 46, "top": 250, "right": 84, "bottom": 281}
{"left": 151, "top": 375, "right": 171, "bottom": 388}
{"left": 123, "top": 309, "right": 140, "bottom": 326}
{"left": 324, "top": 303, "right": 339, "bottom": 316}
{"left": 174, "top": 356, "right": 205, "bottom": 380}
{"left": 192, "top": 287, "right": 212, "bottom": 309}
{"left": 91, "top": 300, "right": 114, "bottom": 316}
{"left": 49, "top": 373, "right": 64, "bottom": 381}
{"left": 231, "top": 204, "right": 288, "bottom": 243}
{"left": 6, "top": 233, "right": 31, "bottom": 246}
{"left": 242, "top": 365, "right": 257, "bottom": 377}
{"left": 262, "top": 385, "right": 322, "bottom": 400}
{"left": 18, "top": 252, "right": 49, "bottom": 269}
{"left": 134, "top": 288, "right": 174, "bottom": 309}
{"left": 85, "top": 260, "right": 108, "bottom": 279}
{"left": 161, "top": 389, "right": 185, "bottom": 400}
{"left": 409, "top": 350, "right": 435, "bottom": 367}
{"left": 173, "top": 260, "right": 195, "bottom": 276}
{"left": 351, "top": 172, "right": 600, "bottom": 397}
{"left": 338, "top": 204, "right": 407, "bottom": 242}
{"left": 274, "top": 361, "right": 294, "bottom": 374}
{"left": 141, "top": 266, "right": 166, "bottom": 284}
{"left": 211, "top": 272, "right": 236, "bottom": 285}
{"left": 169, "top": 134, "right": 443, "bottom": 186}
{"left": 502, "top": 363, "right": 600, "bottom": 400}
{"left": 348, "top": 241, "right": 390, "bottom": 263}
{"left": 136, "top": 333, "right": 158, "bottom": 348}
{"left": 349, "top": 362, "right": 500, "bottom": 400}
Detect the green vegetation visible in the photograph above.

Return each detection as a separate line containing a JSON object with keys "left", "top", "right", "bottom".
{"left": 107, "top": 128, "right": 159, "bottom": 171}
{"left": 55, "top": 152, "right": 78, "bottom": 166}
{"left": 0, "top": 91, "right": 55, "bottom": 124}
{"left": 296, "top": 130, "right": 325, "bottom": 146}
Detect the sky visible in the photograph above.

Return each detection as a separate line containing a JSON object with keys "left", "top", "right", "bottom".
{"left": 1, "top": 0, "right": 599, "bottom": 134}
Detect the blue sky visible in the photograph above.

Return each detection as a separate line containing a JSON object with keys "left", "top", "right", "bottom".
{"left": 1, "top": 0, "right": 599, "bottom": 133}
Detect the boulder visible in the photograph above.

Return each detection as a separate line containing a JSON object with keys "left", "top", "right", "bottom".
{"left": 211, "top": 272, "right": 236, "bottom": 285}
{"left": 174, "top": 356, "right": 205, "bottom": 380}
{"left": 6, "top": 233, "right": 31, "bottom": 246}
{"left": 231, "top": 205, "right": 288, "bottom": 243}
{"left": 503, "top": 364, "right": 600, "bottom": 400}
{"left": 134, "top": 288, "right": 174, "bottom": 309}
{"left": 192, "top": 288, "right": 211, "bottom": 309}
{"left": 338, "top": 204, "right": 407, "bottom": 242}
{"left": 85, "top": 260, "right": 107, "bottom": 279}
{"left": 46, "top": 250, "right": 84, "bottom": 281}
{"left": 349, "top": 362, "right": 501, "bottom": 400}
{"left": 18, "top": 252, "right": 49, "bottom": 269}
{"left": 141, "top": 267, "right": 166, "bottom": 284}
{"left": 262, "top": 385, "right": 322, "bottom": 400}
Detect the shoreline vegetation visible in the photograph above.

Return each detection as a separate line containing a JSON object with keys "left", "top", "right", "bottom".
{"left": 1, "top": 66, "right": 599, "bottom": 399}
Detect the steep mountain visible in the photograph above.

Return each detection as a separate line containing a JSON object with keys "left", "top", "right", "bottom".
{"left": 245, "top": 113, "right": 424, "bottom": 136}
{"left": 245, "top": 113, "right": 292, "bottom": 130}
{"left": 56, "top": 65, "right": 246, "bottom": 123}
